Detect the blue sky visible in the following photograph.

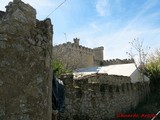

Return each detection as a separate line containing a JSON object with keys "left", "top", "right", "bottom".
{"left": 1, "top": 0, "right": 160, "bottom": 59}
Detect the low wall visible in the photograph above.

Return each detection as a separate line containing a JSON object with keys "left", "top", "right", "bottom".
{"left": 102, "top": 59, "right": 134, "bottom": 66}
{"left": 59, "top": 74, "right": 150, "bottom": 120}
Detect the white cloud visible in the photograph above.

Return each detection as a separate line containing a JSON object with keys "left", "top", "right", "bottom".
{"left": 96, "top": 0, "right": 109, "bottom": 16}
{"left": 122, "top": 0, "right": 158, "bottom": 32}
{"left": 1, "top": 0, "right": 159, "bottom": 60}
{"left": 64, "top": 18, "right": 160, "bottom": 60}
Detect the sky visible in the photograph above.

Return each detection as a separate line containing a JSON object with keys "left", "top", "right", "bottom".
{"left": 1, "top": 0, "right": 160, "bottom": 59}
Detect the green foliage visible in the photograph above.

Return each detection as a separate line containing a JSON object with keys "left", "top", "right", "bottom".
{"left": 52, "top": 58, "right": 72, "bottom": 78}
{"left": 125, "top": 49, "right": 160, "bottom": 115}
{"left": 146, "top": 60, "right": 160, "bottom": 81}
{"left": 145, "top": 49, "right": 160, "bottom": 91}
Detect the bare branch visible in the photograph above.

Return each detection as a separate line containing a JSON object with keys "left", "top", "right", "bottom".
{"left": 127, "top": 38, "right": 150, "bottom": 82}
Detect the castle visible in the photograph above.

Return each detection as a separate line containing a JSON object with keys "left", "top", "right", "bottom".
{"left": 53, "top": 38, "right": 150, "bottom": 119}
{"left": 53, "top": 38, "right": 135, "bottom": 70}
{"left": 0, "top": 1, "right": 150, "bottom": 120}
{"left": 53, "top": 38, "right": 104, "bottom": 69}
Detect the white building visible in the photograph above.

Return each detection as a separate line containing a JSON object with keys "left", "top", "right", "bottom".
{"left": 74, "top": 63, "right": 150, "bottom": 83}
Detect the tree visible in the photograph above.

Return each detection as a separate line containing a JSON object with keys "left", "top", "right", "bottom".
{"left": 126, "top": 38, "right": 150, "bottom": 81}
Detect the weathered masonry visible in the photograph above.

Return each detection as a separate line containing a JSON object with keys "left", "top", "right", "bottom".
{"left": 0, "top": 0, "right": 53, "bottom": 120}
{"left": 53, "top": 38, "right": 104, "bottom": 69}
{"left": 59, "top": 74, "right": 150, "bottom": 120}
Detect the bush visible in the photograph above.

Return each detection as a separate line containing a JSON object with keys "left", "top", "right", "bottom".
{"left": 52, "top": 58, "right": 72, "bottom": 78}
{"left": 145, "top": 49, "right": 160, "bottom": 92}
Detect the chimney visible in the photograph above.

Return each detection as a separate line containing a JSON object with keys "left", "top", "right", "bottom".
{"left": 73, "top": 38, "right": 80, "bottom": 45}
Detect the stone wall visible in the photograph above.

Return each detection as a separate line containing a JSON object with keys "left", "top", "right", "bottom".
{"left": 93, "top": 47, "right": 104, "bottom": 65}
{"left": 59, "top": 74, "right": 150, "bottom": 120}
{"left": 0, "top": 0, "right": 53, "bottom": 120}
{"left": 53, "top": 41, "right": 94, "bottom": 69}
{"left": 102, "top": 58, "right": 134, "bottom": 66}
{"left": 53, "top": 38, "right": 104, "bottom": 69}
{"left": 0, "top": 11, "right": 5, "bottom": 20}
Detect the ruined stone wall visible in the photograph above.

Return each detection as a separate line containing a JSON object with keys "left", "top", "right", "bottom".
{"left": 0, "top": 0, "right": 53, "bottom": 120}
{"left": 59, "top": 74, "right": 150, "bottom": 120}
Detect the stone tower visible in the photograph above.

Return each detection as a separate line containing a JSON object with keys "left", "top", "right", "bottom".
{"left": 93, "top": 47, "right": 104, "bottom": 65}
{"left": 73, "top": 38, "right": 80, "bottom": 45}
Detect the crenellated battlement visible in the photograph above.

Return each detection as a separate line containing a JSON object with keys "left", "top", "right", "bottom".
{"left": 102, "top": 58, "right": 134, "bottom": 65}
{"left": 59, "top": 73, "right": 150, "bottom": 120}
{"left": 54, "top": 39, "right": 94, "bottom": 54}
{"left": 53, "top": 38, "right": 104, "bottom": 68}
{"left": 93, "top": 46, "right": 104, "bottom": 51}
{"left": 61, "top": 73, "right": 131, "bottom": 88}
